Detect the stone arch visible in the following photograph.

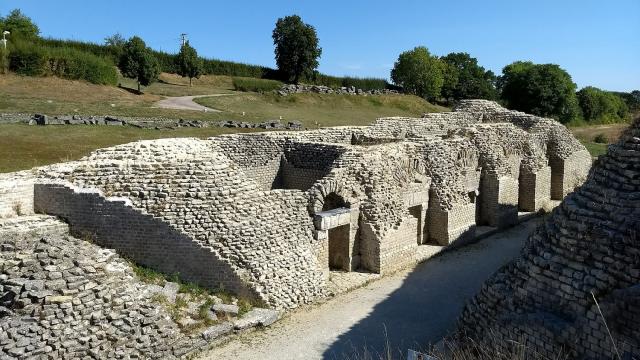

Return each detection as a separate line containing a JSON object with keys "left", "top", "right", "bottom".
{"left": 309, "top": 179, "right": 356, "bottom": 214}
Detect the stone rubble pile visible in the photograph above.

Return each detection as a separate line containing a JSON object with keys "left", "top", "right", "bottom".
{"left": 0, "top": 215, "right": 279, "bottom": 359}
{"left": 278, "top": 84, "right": 399, "bottom": 96}
{"left": 455, "top": 116, "right": 640, "bottom": 359}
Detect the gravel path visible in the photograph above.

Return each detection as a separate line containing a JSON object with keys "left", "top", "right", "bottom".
{"left": 153, "top": 94, "right": 233, "bottom": 112}
{"left": 200, "top": 219, "right": 539, "bottom": 360}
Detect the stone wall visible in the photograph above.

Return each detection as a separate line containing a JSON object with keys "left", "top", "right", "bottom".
{"left": 455, "top": 118, "right": 640, "bottom": 359}
{"left": 0, "top": 215, "right": 280, "bottom": 359}
{"left": 16, "top": 100, "right": 593, "bottom": 311}
{"left": 34, "top": 182, "right": 258, "bottom": 300}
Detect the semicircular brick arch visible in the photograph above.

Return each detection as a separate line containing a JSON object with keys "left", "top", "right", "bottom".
{"left": 308, "top": 179, "right": 356, "bottom": 214}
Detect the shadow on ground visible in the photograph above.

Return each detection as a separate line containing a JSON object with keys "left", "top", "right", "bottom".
{"left": 322, "top": 220, "right": 539, "bottom": 360}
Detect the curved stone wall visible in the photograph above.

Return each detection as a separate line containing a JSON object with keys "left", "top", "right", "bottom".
{"left": 455, "top": 117, "right": 640, "bottom": 359}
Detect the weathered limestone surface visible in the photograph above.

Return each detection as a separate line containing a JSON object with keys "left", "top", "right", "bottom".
{"left": 2, "top": 100, "right": 592, "bottom": 312}
{"left": 0, "top": 215, "right": 280, "bottom": 359}
{"left": 455, "top": 117, "right": 640, "bottom": 359}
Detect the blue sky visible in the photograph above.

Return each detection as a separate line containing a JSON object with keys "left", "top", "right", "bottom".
{"left": 2, "top": 0, "right": 638, "bottom": 91}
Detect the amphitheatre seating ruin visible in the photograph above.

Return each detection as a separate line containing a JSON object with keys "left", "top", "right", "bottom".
{"left": 1, "top": 100, "right": 592, "bottom": 310}
{"left": 455, "top": 116, "right": 640, "bottom": 359}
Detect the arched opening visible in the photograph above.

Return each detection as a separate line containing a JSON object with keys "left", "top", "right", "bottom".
{"left": 323, "top": 192, "right": 347, "bottom": 211}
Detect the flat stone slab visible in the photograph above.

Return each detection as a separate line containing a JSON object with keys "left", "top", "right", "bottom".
{"left": 233, "top": 308, "right": 279, "bottom": 330}
{"left": 211, "top": 303, "right": 239, "bottom": 317}
{"left": 313, "top": 207, "right": 352, "bottom": 230}
{"left": 201, "top": 322, "right": 233, "bottom": 340}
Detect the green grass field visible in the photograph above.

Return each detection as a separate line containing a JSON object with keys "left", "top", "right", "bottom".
{"left": 0, "top": 124, "right": 255, "bottom": 173}
{"left": 195, "top": 92, "right": 446, "bottom": 127}
{"left": 0, "top": 73, "right": 447, "bottom": 172}
{"left": 0, "top": 72, "right": 627, "bottom": 173}
{"left": 569, "top": 122, "right": 628, "bottom": 157}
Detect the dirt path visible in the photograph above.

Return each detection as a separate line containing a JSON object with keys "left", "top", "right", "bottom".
{"left": 153, "top": 94, "right": 233, "bottom": 112}
{"left": 200, "top": 219, "right": 539, "bottom": 360}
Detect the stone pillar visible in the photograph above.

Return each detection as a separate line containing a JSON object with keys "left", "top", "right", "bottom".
{"left": 427, "top": 202, "right": 476, "bottom": 246}
{"left": 479, "top": 173, "right": 518, "bottom": 228}
{"left": 518, "top": 166, "right": 551, "bottom": 211}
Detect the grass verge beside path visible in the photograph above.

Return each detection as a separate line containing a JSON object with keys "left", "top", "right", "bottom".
{"left": 195, "top": 92, "right": 447, "bottom": 127}
{"left": 0, "top": 124, "right": 256, "bottom": 173}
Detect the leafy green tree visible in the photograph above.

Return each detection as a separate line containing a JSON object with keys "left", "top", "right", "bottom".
{"left": 498, "top": 61, "right": 579, "bottom": 123}
{"left": 176, "top": 41, "right": 202, "bottom": 86}
{"left": 612, "top": 90, "right": 640, "bottom": 114}
{"left": 118, "top": 36, "right": 160, "bottom": 93}
{"left": 104, "top": 33, "right": 126, "bottom": 47}
{"left": 0, "top": 9, "right": 39, "bottom": 40}
{"left": 390, "top": 46, "right": 444, "bottom": 101}
{"left": 272, "top": 15, "right": 322, "bottom": 84}
{"left": 104, "top": 33, "right": 126, "bottom": 62}
{"left": 577, "top": 86, "right": 628, "bottom": 123}
{"left": 440, "top": 52, "right": 496, "bottom": 102}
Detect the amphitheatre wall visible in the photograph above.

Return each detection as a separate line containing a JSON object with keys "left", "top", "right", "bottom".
{"left": 455, "top": 117, "right": 640, "bottom": 359}
{"left": 1, "top": 100, "right": 594, "bottom": 310}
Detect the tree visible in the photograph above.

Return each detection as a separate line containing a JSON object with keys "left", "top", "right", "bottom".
{"left": 498, "top": 61, "right": 579, "bottom": 123}
{"left": 577, "top": 86, "right": 628, "bottom": 123}
{"left": 272, "top": 15, "right": 322, "bottom": 84}
{"left": 440, "top": 52, "right": 497, "bottom": 102}
{"left": 118, "top": 36, "right": 160, "bottom": 93}
{"left": 0, "top": 9, "right": 39, "bottom": 40}
{"left": 104, "top": 33, "right": 126, "bottom": 47}
{"left": 176, "top": 41, "right": 202, "bottom": 86}
{"left": 104, "top": 33, "right": 126, "bottom": 62}
{"left": 390, "top": 46, "right": 444, "bottom": 101}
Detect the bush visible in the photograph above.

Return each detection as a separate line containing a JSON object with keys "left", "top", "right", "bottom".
{"left": 46, "top": 47, "right": 118, "bottom": 85}
{"left": 8, "top": 41, "right": 47, "bottom": 76}
{"left": 8, "top": 40, "right": 117, "bottom": 85}
{"left": 593, "top": 133, "right": 608, "bottom": 144}
{"left": 232, "top": 77, "right": 282, "bottom": 92}
{"left": 577, "top": 86, "right": 629, "bottom": 124}
{"left": 310, "top": 73, "right": 389, "bottom": 90}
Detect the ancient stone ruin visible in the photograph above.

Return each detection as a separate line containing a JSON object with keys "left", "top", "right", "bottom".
{"left": 456, "top": 117, "right": 640, "bottom": 358}
{"left": 0, "top": 100, "right": 592, "bottom": 315}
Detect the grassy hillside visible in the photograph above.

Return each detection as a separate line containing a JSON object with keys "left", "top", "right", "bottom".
{"left": 119, "top": 73, "right": 235, "bottom": 96}
{"left": 0, "top": 73, "right": 445, "bottom": 127}
{"left": 0, "top": 73, "right": 446, "bottom": 172}
{"left": 195, "top": 92, "right": 446, "bottom": 127}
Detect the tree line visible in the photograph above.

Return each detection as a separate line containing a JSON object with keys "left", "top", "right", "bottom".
{"left": 1, "top": 9, "right": 637, "bottom": 124}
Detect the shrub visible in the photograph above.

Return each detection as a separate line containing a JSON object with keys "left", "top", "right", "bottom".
{"left": 232, "top": 77, "right": 282, "bottom": 92}
{"left": 8, "top": 41, "right": 46, "bottom": 76}
{"left": 593, "top": 133, "right": 608, "bottom": 144}
{"left": 0, "top": 47, "right": 11, "bottom": 74}
{"left": 8, "top": 40, "right": 117, "bottom": 85}
{"left": 46, "top": 47, "right": 118, "bottom": 85}
{"left": 577, "top": 86, "right": 629, "bottom": 123}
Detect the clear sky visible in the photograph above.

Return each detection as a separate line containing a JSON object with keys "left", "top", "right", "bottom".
{"left": 1, "top": 0, "right": 638, "bottom": 91}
